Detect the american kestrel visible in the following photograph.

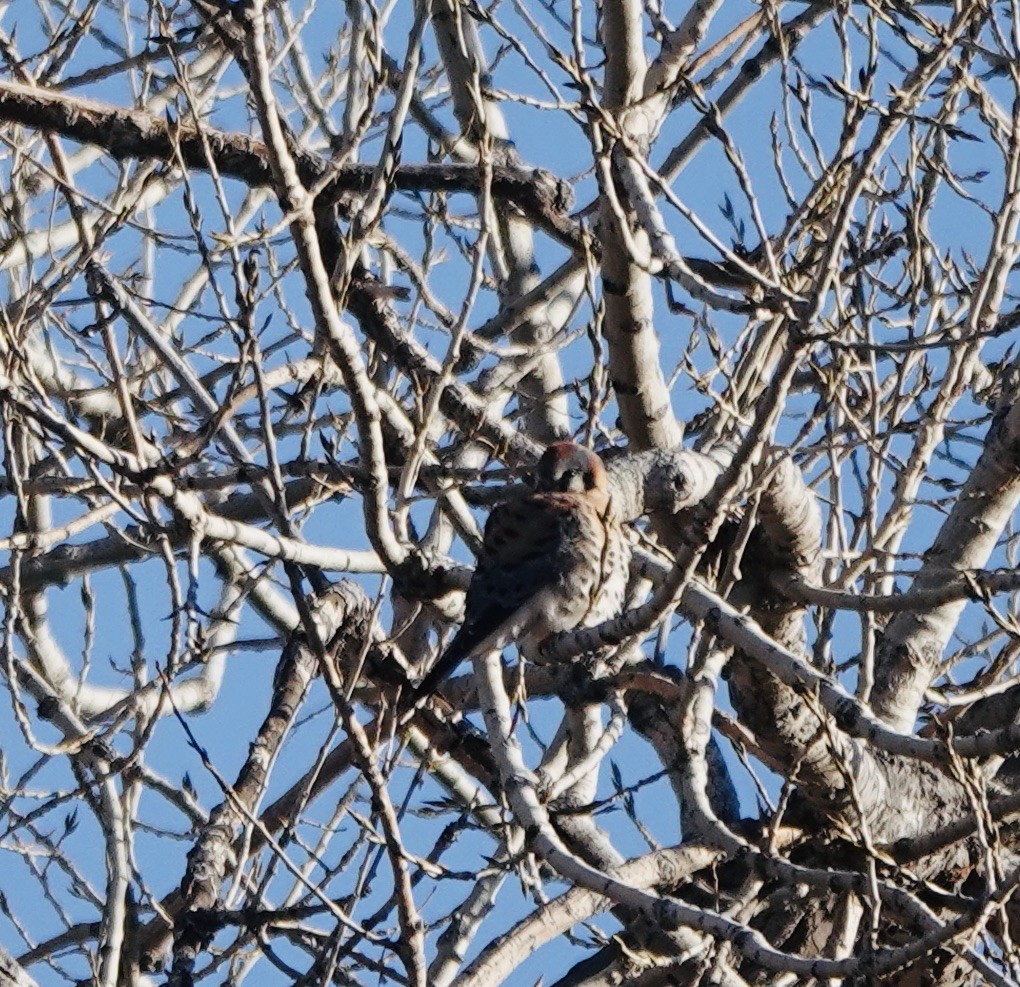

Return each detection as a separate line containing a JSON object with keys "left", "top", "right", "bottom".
{"left": 412, "top": 442, "right": 629, "bottom": 701}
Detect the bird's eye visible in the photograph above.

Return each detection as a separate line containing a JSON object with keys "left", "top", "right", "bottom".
{"left": 584, "top": 470, "right": 596, "bottom": 490}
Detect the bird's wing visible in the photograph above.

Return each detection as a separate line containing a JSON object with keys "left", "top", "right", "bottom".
{"left": 460, "top": 497, "right": 574, "bottom": 639}
{"left": 412, "top": 495, "right": 581, "bottom": 698}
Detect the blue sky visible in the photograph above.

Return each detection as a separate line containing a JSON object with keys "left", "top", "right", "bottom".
{"left": 2, "top": 0, "right": 1019, "bottom": 982}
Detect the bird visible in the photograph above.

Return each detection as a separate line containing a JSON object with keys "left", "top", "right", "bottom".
{"left": 410, "top": 442, "right": 629, "bottom": 705}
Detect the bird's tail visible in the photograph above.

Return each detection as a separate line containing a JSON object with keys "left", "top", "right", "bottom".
{"left": 399, "top": 633, "right": 469, "bottom": 722}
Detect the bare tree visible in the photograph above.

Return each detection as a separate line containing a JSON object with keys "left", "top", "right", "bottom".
{"left": 3, "top": 0, "right": 1020, "bottom": 984}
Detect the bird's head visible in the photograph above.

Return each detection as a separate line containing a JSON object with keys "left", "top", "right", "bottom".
{"left": 535, "top": 442, "right": 609, "bottom": 507}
